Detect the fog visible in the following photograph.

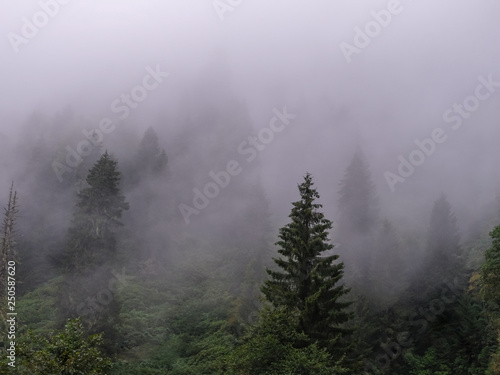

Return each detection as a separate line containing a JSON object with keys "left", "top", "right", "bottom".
{"left": 2, "top": 0, "right": 500, "bottom": 287}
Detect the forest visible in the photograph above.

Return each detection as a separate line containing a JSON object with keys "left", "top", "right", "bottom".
{"left": 2, "top": 1, "right": 500, "bottom": 374}
{"left": 0, "top": 111, "right": 499, "bottom": 374}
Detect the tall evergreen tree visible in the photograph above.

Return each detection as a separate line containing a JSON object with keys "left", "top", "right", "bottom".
{"left": 367, "top": 219, "right": 407, "bottom": 308}
{"left": 481, "top": 225, "right": 500, "bottom": 304}
{"left": 481, "top": 225, "right": 500, "bottom": 374}
{"left": 337, "top": 152, "right": 378, "bottom": 237}
{"left": 399, "top": 194, "right": 471, "bottom": 373}
{"left": 423, "top": 194, "right": 463, "bottom": 295}
{"left": 262, "top": 173, "right": 355, "bottom": 368}
{"left": 60, "top": 152, "right": 128, "bottom": 351}
{"left": 123, "top": 127, "right": 171, "bottom": 268}
{"left": 337, "top": 151, "right": 378, "bottom": 282}
{"left": 132, "top": 126, "right": 168, "bottom": 182}
{"left": 63, "top": 151, "right": 129, "bottom": 271}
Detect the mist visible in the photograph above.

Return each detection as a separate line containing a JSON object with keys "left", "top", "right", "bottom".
{"left": 2, "top": 1, "right": 500, "bottom": 372}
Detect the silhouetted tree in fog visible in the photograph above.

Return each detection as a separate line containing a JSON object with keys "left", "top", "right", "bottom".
{"left": 337, "top": 151, "right": 378, "bottom": 283}
{"left": 131, "top": 126, "right": 168, "bottom": 184}
{"left": 63, "top": 151, "right": 129, "bottom": 270}
{"left": 60, "top": 152, "right": 129, "bottom": 352}
{"left": 122, "top": 127, "right": 171, "bottom": 268}
{"left": 424, "top": 194, "right": 463, "bottom": 291}
{"left": 367, "top": 219, "right": 407, "bottom": 308}
{"left": 338, "top": 152, "right": 378, "bottom": 236}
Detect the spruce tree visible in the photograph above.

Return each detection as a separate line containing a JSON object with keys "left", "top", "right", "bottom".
{"left": 124, "top": 127, "right": 170, "bottom": 266}
{"left": 337, "top": 152, "right": 378, "bottom": 237}
{"left": 402, "top": 194, "right": 467, "bottom": 370}
{"left": 133, "top": 126, "right": 168, "bottom": 182}
{"left": 481, "top": 225, "right": 500, "bottom": 304}
{"left": 481, "top": 224, "right": 500, "bottom": 374}
{"left": 60, "top": 152, "right": 128, "bottom": 351}
{"left": 367, "top": 219, "right": 406, "bottom": 308}
{"left": 422, "top": 194, "right": 463, "bottom": 296}
{"left": 262, "top": 173, "right": 354, "bottom": 366}
{"left": 63, "top": 151, "right": 129, "bottom": 271}
{"left": 337, "top": 151, "right": 378, "bottom": 282}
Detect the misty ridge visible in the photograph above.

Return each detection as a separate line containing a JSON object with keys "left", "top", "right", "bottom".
{"left": 1, "top": 1, "right": 500, "bottom": 374}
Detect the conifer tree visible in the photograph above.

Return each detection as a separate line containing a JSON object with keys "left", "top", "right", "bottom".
{"left": 262, "top": 173, "right": 354, "bottom": 366}
{"left": 337, "top": 152, "right": 378, "bottom": 237}
{"left": 63, "top": 151, "right": 129, "bottom": 271}
{"left": 337, "top": 151, "right": 378, "bottom": 282}
{"left": 124, "top": 127, "right": 170, "bottom": 266}
{"left": 133, "top": 126, "right": 168, "bottom": 181}
{"left": 60, "top": 152, "right": 128, "bottom": 351}
{"left": 422, "top": 194, "right": 463, "bottom": 296}
{"left": 481, "top": 225, "right": 500, "bottom": 304}
{"left": 367, "top": 219, "right": 407, "bottom": 308}
{"left": 481, "top": 225, "right": 500, "bottom": 374}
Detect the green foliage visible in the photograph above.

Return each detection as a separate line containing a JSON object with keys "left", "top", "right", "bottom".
{"left": 16, "top": 277, "right": 61, "bottom": 335}
{"left": 481, "top": 225, "right": 500, "bottom": 303}
{"left": 481, "top": 225, "right": 500, "bottom": 373}
{"left": 10, "top": 137, "right": 500, "bottom": 375}
{"left": 405, "top": 347, "right": 452, "bottom": 375}
{"left": 486, "top": 330, "right": 500, "bottom": 375}
{"left": 57, "top": 152, "right": 129, "bottom": 353}
{"left": 17, "top": 318, "right": 112, "bottom": 374}
{"left": 228, "top": 305, "right": 347, "bottom": 375}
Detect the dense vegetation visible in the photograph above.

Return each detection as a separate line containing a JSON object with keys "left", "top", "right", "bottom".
{"left": 1, "top": 111, "right": 500, "bottom": 374}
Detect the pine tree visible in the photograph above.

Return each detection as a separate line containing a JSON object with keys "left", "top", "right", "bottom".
{"left": 133, "top": 126, "right": 168, "bottom": 182}
{"left": 60, "top": 152, "right": 128, "bottom": 351}
{"left": 337, "top": 151, "right": 378, "bottom": 282}
{"left": 481, "top": 225, "right": 500, "bottom": 304}
{"left": 367, "top": 219, "right": 407, "bottom": 308}
{"left": 124, "top": 127, "right": 170, "bottom": 267}
{"left": 400, "top": 194, "right": 468, "bottom": 372}
{"left": 337, "top": 152, "right": 378, "bottom": 237}
{"left": 480, "top": 225, "right": 500, "bottom": 374}
{"left": 422, "top": 194, "right": 463, "bottom": 296}
{"left": 262, "top": 173, "right": 354, "bottom": 366}
{"left": 63, "top": 151, "right": 129, "bottom": 271}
